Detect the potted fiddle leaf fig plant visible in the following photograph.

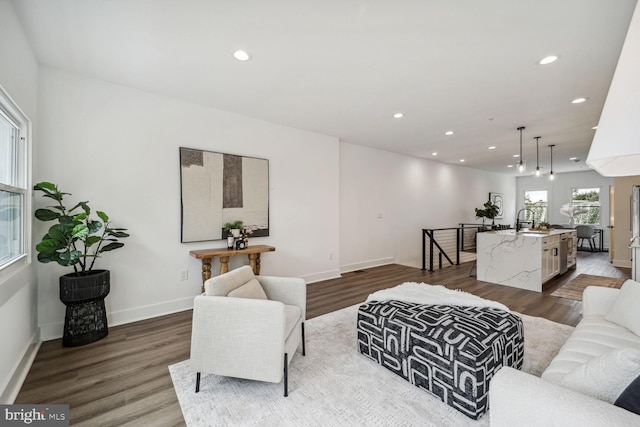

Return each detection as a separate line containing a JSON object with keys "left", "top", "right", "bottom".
{"left": 34, "top": 181, "right": 129, "bottom": 347}
{"left": 475, "top": 200, "right": 501, "bottom": 227}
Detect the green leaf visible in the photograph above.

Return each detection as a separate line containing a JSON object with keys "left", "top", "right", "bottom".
{"left": 36, "top": 239, "right": 64, "bottom": 253}
{"left": 59, "top": 250, "right": 81, "bottom": 266}
{"left": 69, "top": 201, "right": 89, "bottom": 213}
{"left": 80, "top": 202, "right": 90, "bottom": 215}
{"left": 107, "top": 231, "right": 130, "bottom": 238}
{"left": 35, "top": 209, "right": 60, "bottom": 221}
{"left": 87, "top": 220, "right": 102, "bottom": 234}
{"left": 37, "top": 252, "right": 55, "bottom": 263}
{"left": 100, "top": 242, "right": 124, "bottom": 252}
{"left": 58, "top": 215, "right": 75, "bottom": 225}
{"left": 71, "top": 224, "right": 89, "bottom": 239}
{"left": 34, "top": 182, "right": 57, "bottom": 192}
{"left": 48, "top": 224, "right": 70, "bottom": 243}
{"left": 74, "top": 212, "right": 87, "bottom": 221}
{"left": 97, "top": 211, "right": 109, "bottom": 222}
{"left": 85, "top": 235, "right": 102, "bottom": 247}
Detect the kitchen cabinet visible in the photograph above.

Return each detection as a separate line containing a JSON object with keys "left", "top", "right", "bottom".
{"left": 542, "top": 234, "right": 560, "bottom": 283}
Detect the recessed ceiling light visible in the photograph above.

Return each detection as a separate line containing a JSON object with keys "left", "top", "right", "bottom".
{"left": 459, "top": 159, "right": 465, "bottom": 162}
{"left": 539, "top": 55, "right": 558, "bottom": 65}
{"left": 445, "top": 131, "right": 454, "bottom": 136}
{"left": 572, "top": 97, "right": 587, "bottom": 104}
{"left": 233, "top": 50, "right": 251, "bottom": 61}
{"left": 393, "top": 113, "right": 404, "bottom": 119}
{"left": 513, "top": 154, "right": 520, "bottom": 158}
{"left": 507, "top": 165, "right": 513, "bottom": 168}
{"left": 569, "top": 157, "right": 579, "bottom": 161}
{"left": 488, "top": 146, "right": 496, "bottom": 150}
{"left": 592, "top": 126, "right": 598, "bottom": 130}
{"left": 432, "top": 152, "right": 437, "bottom": 156}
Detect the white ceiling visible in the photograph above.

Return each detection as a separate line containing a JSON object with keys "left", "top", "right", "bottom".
{"left": 11, "top": 0, "right": 638, "bottom": 175}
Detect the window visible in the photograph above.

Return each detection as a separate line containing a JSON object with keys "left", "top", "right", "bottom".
{"left": 524, "top": 190, "right": 548, "bottom": 224}
{"left": 571, "top": 188, "right": 600, "bottom": 225}
{"left": 0, "top": 85, "right": 29, "bottom": 270}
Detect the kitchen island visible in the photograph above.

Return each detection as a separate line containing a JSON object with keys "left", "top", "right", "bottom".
{"left": 476, "top": 229, "right": 577, "bottom": 292}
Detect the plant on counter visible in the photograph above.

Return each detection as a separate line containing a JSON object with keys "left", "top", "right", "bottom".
{"left": 33, "top": 181, "right": 130, "bottom": 274}
{"left": 475, "top": 200, "right": 501, "bottom": 226}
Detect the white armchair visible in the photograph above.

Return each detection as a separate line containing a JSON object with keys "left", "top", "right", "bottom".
{"left": 190, "top": 266, "right": 306, "bottom": 396}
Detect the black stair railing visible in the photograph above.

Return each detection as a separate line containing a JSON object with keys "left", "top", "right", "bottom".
{"left": 422, "top": 224, "right": 501, "bottom": 272}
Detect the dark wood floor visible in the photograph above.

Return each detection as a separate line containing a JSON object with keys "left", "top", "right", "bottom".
{"left": 15, "top": 251, "right": 630, "bottom": 425}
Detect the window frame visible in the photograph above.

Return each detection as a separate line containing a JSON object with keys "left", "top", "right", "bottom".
{"left": 0, "top": 84, "right": 31, "bottom": 274}
{"left": 571, "top": 187, "right": 601, "bottom": 226}
{"left": 523, "top": 190, "right": 548, "bottom": 224}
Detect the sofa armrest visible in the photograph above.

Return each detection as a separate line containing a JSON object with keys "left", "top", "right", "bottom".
{"left": 258, "top": 275, "right": 307, "bottom": 320}
{"left": 190, "top": 295, "right": 286, "bottom": 383}
{"left": 583, "top": 286, "right": 620, "bottom": 316}
{"left": 490, "top": 367, "right": 639, "bottom": 427}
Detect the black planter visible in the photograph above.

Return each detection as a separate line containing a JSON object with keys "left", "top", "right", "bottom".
{"left": 59, "top": 270, "right": 110, "bottom": 347}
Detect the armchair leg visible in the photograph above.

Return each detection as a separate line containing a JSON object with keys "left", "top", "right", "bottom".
{"left": 195, "top": 372, "right": 201, "bottom": 393}
{"left": 284, "top": 353, "right": 289, "bottom": 397}
{"left": 302, "top": 322, "right": 306, "bottom": 356}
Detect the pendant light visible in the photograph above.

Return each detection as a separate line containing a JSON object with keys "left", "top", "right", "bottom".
{"left": 548, "top": 144, "right": 555, "bottom": 180}
{"left": 534, "top": 136, "right": 541, "bottom": 177}
{"left": 517, "top": 126, "right": 526, "bottom": 173}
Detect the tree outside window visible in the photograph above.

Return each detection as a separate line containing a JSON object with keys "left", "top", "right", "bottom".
{"left": 524, "top": 190, "right": 548, "bottom": 224}
{"left": 572, "top": 188, "right": 600, "bottom": 225}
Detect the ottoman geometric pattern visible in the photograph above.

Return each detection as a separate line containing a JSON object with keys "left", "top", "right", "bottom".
{"left": 357, "top": 300, "right": 524, "bottom": 419}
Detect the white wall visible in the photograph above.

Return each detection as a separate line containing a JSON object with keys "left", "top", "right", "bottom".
{"left": 516, "top": 170, "right": 614, "bottom": 248}
{"left": 339, "top": 142, "right": 516, "bottom": 271}
{"left": 0, "top": 0, "right": 39, "bottom": 403}
{"left": 35, "top": 67, "right": 340, "bottom": 340}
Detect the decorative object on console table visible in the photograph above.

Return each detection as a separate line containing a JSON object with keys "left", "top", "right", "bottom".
{"left": 223, "top": 220, "right": 244, "bottom": 249}
{"left": 33, "top": 182, "right": 129, "bottom": 347}
{"left": 189, "top": 245, "right": 276, "bottom": 292}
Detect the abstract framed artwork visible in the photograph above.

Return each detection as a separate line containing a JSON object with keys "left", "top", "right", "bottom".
{"left": 489, "top": 192, "right": 504, "bottom": 219}
{"left": 180, "top": 147, "right": 269, "bottom": 243}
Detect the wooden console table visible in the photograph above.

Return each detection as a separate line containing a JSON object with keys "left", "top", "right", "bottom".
{"left": 189, "top": 245, "right": 276, "bottom": 291}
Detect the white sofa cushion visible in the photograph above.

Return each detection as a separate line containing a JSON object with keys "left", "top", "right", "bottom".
{"left": 542, "top": 315, "right": 640, "bottom": 384}
{"left": 559, "top": 348, "right": 640, "bottom": 403}
{"left": 228, "top": 278, "right": 268, "bottom": 300}
{"left": 205, "top": 265, "right": 256, "bottom": 296}
{"left": 605, "top": 279, "right": 640, "bottom": 336}
{"left": 284, "top": 305, "right": 302, "bottom": 338}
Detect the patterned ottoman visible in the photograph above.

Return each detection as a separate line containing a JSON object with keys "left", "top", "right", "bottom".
{"left": 357, "top": 300, "right": 524, "bottom": 419}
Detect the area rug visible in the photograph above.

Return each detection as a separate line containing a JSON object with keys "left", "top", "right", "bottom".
{"left": 551, "top": 274, "right": 626, "bottom": 301}
{"left": 169, "top": 304, "right": 573, "bottom": 426}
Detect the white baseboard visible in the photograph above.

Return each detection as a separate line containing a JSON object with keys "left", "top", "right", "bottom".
{"left": 340, "top": 257, "right": 394, "bottom": 274}
{"left": 302, "top": 269, "right": 342, "bottom": 284}
{"left": 612, "top": 259, "right": 632, "bottom": 268}
{"left": 1, "top": 333, "right": 41, "bottom": 404}
{"left": 39, "top": 296, "right": 195, "bottom": 341}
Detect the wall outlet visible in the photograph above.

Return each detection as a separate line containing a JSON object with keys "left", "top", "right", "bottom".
{"left": 179, "top": 270, "right": 188, "bottom": 281}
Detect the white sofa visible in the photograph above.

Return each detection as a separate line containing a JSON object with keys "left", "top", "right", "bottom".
{"left": 490, "top": 281, "right": 640, "bottom": 426}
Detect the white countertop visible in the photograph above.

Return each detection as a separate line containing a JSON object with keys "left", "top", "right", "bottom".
{"left": 484, "top": 229, "right": 573, "bottom": 238}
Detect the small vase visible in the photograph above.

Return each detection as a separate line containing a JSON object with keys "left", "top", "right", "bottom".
{"left": 227, "top": 236, "right": 234, "bottom": 249}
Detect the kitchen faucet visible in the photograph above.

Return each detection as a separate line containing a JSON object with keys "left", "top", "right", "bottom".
{"left": 516, "top": 208, "right": 534, "bottom": 231}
